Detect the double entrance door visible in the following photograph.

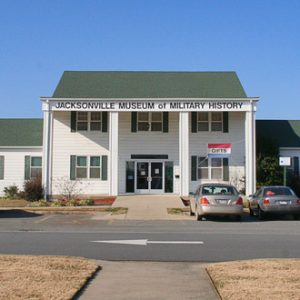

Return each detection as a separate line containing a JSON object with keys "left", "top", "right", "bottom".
{"left": 136, "top": 162, "right": 163, "bottom": 193}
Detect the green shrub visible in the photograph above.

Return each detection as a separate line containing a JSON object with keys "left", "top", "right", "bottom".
{"left": 30, "top": 200, "right": 50, "bottom": 207}
{"left": 3, "top": 185, "right": 20, "bottom": 199}
{"left": 51, "top": 199, "right": 66, "bottom": 207}
{"left": 78, "top": 199, "right": 94, "bottom": 206}
{"left": 23, "top": 175, "right": 44, "bottom": 201}
{"left": 67, "top": 199, "right": 80, "bottom": 206}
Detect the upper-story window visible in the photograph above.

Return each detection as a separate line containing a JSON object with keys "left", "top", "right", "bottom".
{"left": 197, "top": 112, "right": 223, "bottom": 132}
{"left": 137, "top": 112, "right": 162, "bottom": 132}
{"left": 77, "top": 112, "right": 102, "bottom": 131}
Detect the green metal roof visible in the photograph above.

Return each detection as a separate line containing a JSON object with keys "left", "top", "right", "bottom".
{"left": 256, "top": 120, "right": 300, "bottom": 148}
{"left": 0, "top": 119, "right": 43, "bottom": 147}
{"left": 52, "top": 71, "right": 247, "bottom": 98}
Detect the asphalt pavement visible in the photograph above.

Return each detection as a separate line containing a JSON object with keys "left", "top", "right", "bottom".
{"left": 1, "top": 197, "right": 300, "bottom": 299}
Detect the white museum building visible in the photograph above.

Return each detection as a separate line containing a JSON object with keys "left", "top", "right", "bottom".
{"left": 0, "top": 71, "right": 258, "bottom": 198}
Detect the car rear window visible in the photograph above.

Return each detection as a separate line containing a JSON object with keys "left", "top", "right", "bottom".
{"left": 202, "top": 186, "right": 237, "bottom": 195}
{"left": 263, "top": 187, "right": 293, "bottom": 196}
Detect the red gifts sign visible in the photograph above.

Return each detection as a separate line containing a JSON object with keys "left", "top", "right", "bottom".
{"left": 208, "top": 143, "right": 231, "bottom": 157}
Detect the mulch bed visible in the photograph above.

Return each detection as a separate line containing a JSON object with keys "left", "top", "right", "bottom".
{"left": 93, "top": 197, "right": 116, "bottom": 206}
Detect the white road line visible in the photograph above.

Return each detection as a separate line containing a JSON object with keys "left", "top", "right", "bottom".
{"left": 90, "top": 239, "right": 204, "bottom": 246}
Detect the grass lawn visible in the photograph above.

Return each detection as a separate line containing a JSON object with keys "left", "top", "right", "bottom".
{"left": 0, "top": 255, "right": 99, "bottom": 300}
{"left": 207, "top": 259, "right": 300, "bottom": 300}
{"left": 0, "top": 199, "right": 29, "bottom": 207}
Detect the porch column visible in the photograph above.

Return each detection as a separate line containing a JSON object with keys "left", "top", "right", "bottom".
{"left": 179, "top": 112, "right": 189, "bottom": 196}
{"left": 245, "top": 101, "right": 256, "bottom": 196}
{"left": 42, "top": 101, "right": 53, "bottom": 200}
{"left": 109, "top": 112, "right": 119, "bottom": 195}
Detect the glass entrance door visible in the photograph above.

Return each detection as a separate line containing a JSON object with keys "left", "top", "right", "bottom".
{"left": 136, "top": 162, "right": 164, "bottom": 193}
{"left": 136, "top": 162, "right": 149, "bottom": 191}
{"left": 150, "top": 162, "right": 163, "bottom": 190}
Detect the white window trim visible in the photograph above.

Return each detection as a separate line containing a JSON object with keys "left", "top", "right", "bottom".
{"left": 197, "top": 156, "right": 223, "bottom": 180}
{"left": 197, "top": 112, "right": 223, "bottom": 132}
{"left": 75, "top": 155, "right": 102, "bottom": 180}
{"left": 137, "top": 112, "right": 163, "bottom": 132}
{"left": 76, "top": 112, "right": 102, "bottom": 132}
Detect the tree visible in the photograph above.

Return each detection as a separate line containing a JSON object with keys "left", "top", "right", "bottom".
{"left": 256, "top": 137, "right": 282, "bottom": 187}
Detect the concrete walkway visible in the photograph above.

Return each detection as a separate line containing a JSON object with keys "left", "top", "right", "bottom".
{"left": 79, "top": 197, "right": 222, "bottom": 299}
{"left": 78, "top": 261, "right": 220, "bottom": 300}
{"left": 110, "top": 195, "right": 189, "bottom": 220}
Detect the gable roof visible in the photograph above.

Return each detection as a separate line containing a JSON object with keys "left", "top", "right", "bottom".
{"left": 52, "top": 71, "right": 247, "bottom": 99}
{"left": 0, "top": 119, "right": 43, "bottom": 147}
{"left": 256, "top": 120, "right": 300, "bottom": 148}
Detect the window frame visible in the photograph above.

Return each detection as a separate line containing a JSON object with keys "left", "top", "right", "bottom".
{"left": 76, "top": 112, "right": 102, "bottom": 132}
{"left": 197, "top": 156, "right": 224, "bottom": 180}
{"left": 75, "top": 155, "right": 102, "bottom": 180}
{"left": 197, "top": 112, "right": 223, "bottom": 132}
{"left": 137, "top": 112, "right": 163, "bottom": 132}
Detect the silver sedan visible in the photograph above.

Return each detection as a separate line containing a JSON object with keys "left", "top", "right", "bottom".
{"left": 190, "top": 183, "right": 243, "bottom": 221}
{"left": 248, "top": 186, "right": 300, "bottom": 220}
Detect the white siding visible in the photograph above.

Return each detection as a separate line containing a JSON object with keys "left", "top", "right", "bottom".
{"left": 189, "top": 112, "right": 245, "bottom": 192}
{"left": 50, "top": 111, "right": 246, "bottom": 196}
{"left": 0, "top": 148, "right": 43, "bottom": 197}
{"left": 118, "top": 112, "right": 180, "bottom": 194}
{"left": 51, "top": 111, "right": 109, "bottom": 196}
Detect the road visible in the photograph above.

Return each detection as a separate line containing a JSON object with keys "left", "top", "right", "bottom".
{"left": 0, "top": 210, "right": 300, "bottom": 262}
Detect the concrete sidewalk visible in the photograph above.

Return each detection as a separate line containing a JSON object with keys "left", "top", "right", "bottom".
{"left": 78, "top": 261, "right": 220, "bottom": 300}
{"left": 110, "top": 195, "right": 190, "bottom": 220}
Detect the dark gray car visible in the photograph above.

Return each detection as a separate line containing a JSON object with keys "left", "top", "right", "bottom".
{"left": 248, "top": 186, "right": 300, "bottom": 220}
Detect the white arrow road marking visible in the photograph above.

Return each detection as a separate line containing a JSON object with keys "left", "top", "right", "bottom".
{"left": 90, "top": 239, "right": 204, "bottom": 246}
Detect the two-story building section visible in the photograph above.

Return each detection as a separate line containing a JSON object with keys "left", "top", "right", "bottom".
{"left": 41, "top": 71, "right": 259, "bottom": 198}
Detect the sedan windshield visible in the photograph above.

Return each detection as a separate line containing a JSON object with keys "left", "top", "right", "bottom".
{"left": 202, "top": 186, "right": 237, "bottom": 195}
{"left": 263, "top": 187, "right": 293, "bottom": 197}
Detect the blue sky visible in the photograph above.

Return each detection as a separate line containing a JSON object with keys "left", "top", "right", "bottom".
{"left": 0, "top": 0, "right": 299, "bottom": 119}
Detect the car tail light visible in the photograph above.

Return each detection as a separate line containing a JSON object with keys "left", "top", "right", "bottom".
{"left": 263, "top": 198, "right": 270, "bottom": 205}
{"left": 200, "top": 197, "right": 209, "bottom": 205}
{"left": 236, "top": 197, "right": 243, "bottom": 205}
{"left": 297, "top": 199, "right": 300, "bottom": 205}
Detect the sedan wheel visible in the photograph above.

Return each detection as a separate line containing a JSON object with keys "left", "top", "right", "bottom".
{"left": 189, "top": 202, "right": 195, "bottom": 216}
{"left": 249, "top": 205, "right": 254, "bottom": 216}
{"left": 258, "top": 207, "right": 266, "bottom": 220}
{"left": 195, "top": 206, "right": 203, "bottom": 221}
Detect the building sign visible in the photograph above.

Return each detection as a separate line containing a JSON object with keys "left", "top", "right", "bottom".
{"left": 208, "top": 143, "right": 231, "bottom": 157}
{"left": 49, "top": 100, "right": 251, "bottom": 112}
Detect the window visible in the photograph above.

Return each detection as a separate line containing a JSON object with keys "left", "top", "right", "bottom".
{"left": 197, "top": 112, "right": 223, "bottom": 132}
{"left": 76, "top": 156, "right": 101, "bottom": 179}
{"left": 77, "top": 112, "right": 88, "bottom": 131}
{"left": 211, "top": 112, "right": 223, "bottom": 131}
{"left": 137, "top": 112, "right": 162, "bottom": 132}
{"left": 211, "top": 158, "right": 222, "bottom": 179}
{"left": 30, "top": 157, "right": 42, "bottom": 178}
{"left": 90, "top": 156, "right": 101, "bottom": 178}
{"left": 198, "top": 156, "right": 208, "bottom": 179}
{"left": 197, "top": 157, "right": 223, "bottom": 180}
{"left": 76, "top": 156, "right": 88, "bottom": 178}
{"left": 76, "top": 112, "right": 102, "bottom": 131}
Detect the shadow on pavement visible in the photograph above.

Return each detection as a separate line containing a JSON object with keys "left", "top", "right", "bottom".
{"left": 0, "top": 209, "right": 42, "bottom": 218}
{"left": 202, "top": 213, "right": 299, "bottom": 223}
